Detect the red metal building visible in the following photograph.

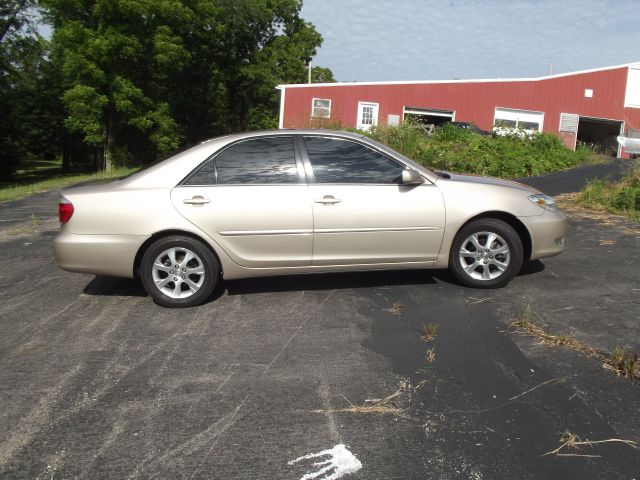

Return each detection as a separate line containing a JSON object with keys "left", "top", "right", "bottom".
{"left": 277, "top": 62, "right": 640, "bottom": 157}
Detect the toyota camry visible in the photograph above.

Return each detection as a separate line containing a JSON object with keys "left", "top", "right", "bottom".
{"left": 53, "top": 130, "right": 567, "bottom": 307}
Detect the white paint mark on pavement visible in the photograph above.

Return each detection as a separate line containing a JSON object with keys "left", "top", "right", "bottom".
{"left": 288, "top": 444, "right": 362, "bottom": 480}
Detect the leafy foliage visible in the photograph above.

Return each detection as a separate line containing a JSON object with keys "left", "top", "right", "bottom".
{"left": 1, "top": 1, "right": 64, "bottom": 179}
{"left": 578, "top": 167, "right": 640, "bottom": 219}
{"left": 311, "top": 66, "right": 335, "bottom": 83}
{"left": 1, "top": 0, "right": 329, "bottom": 175}
{"left": 364, "top": 122, "right": 596, "bottom": 178}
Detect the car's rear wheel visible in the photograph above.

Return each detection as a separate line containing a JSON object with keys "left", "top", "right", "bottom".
{"left": 450, "top": 218, "right": 523, "bottom": 288}
{"left": 140, "top": 235, "right": 219, "bottom": 308}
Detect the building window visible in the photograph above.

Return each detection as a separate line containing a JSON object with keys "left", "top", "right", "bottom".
{"left": 494, "top": 107, "right": 544, "bottom": 135}
{"left": 312, "top": 98, "right": 331, "bottom": 118}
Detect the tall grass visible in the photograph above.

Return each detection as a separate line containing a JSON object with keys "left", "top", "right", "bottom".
{"left": 362, "top": 122, "right": 597, "bottom": 178}
{"left": 578, "top": 168, "right": 640, "bottom": 220}
{"left": 0, "top": 166, "right": 137, "bottom": 202}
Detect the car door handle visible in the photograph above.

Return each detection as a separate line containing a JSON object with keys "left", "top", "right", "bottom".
{"left": 183, "top": 196, "right": 211, "bottom": 206}
{"left": 314, "top": 195, "right": 341, "bottom": 204}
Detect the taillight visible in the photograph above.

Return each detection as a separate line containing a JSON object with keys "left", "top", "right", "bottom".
{"left": 59, "top": 196, "right": 74, "bottom": 223}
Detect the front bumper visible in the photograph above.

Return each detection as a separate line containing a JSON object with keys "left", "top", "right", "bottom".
{"left": 520, "top": 209, "right": 569, "bottom": 260}
{"left": 53, "top": 229, "right": 147, "bottom": 278}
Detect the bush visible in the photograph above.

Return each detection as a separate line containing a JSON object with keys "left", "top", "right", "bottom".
{"left": 578, "top": 168, "right": 640, "bottom": 219}
{"left": 361, "top": 122, "right": 596, "bottom": 178}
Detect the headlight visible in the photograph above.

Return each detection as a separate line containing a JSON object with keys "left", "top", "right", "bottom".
{"left": 528, "top": 194, "right": 557, "bottom": 211}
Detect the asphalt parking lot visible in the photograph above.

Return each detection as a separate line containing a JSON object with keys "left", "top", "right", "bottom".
{"left": 1, "top": 160, "right": 639, "bottom": 479}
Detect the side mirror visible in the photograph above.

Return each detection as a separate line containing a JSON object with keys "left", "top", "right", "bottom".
{"left": 402, "top": 169, "right": 425, "bottom": 185}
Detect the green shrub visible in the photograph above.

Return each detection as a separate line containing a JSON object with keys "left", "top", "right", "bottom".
{"left": 578, "top": 168, "right": 640, "bottom": 220}
{"left": 361, "top": 122, "right": 596, "bottom": 178}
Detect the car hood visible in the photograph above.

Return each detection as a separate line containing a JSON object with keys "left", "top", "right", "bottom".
{"left": 434, "top": 171, "right": 540, "bottom": 193}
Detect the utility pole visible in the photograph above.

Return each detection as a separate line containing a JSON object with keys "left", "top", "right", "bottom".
{"left": 308, "top": 63, "right": 312, "bottom": 84}
{"left": 548, "top": 61, "right": 553, "bottom": 76}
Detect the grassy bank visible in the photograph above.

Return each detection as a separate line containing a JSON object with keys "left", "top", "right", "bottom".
{"left": 0, "top": 166, "right": 137, "bottom": 202}
{"left": 363, "top": 123, "right": 597, "bottom": 178}
{"left": 578, "top": 168, "right": 640, "bottom": 220}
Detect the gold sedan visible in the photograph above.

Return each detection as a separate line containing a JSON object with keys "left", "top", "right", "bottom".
{"left": 54, "top": 130, "right": 567, "bottom": 307}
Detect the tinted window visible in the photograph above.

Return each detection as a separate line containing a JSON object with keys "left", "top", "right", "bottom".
{"left": 304, "top": 137, "right": 404, "bottom": 184}
{"left": 187, "top": 136, "right": 297, "bottom": 185}
{"left": 186, "top": 157, "right": 216, "bottom": 185}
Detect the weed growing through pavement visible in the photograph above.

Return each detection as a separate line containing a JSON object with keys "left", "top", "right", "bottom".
{"left": 544, "top": 431, "right": 638, "bottom": 458}
{"left": 311, "top": 388, "right": 405, "bottom": 416}
{"left": 606, "top": 347, "right": 639, "bottom": 380}
{"left": 385, "top": 302, "right": 403, "bottom": 315}
{"left": 420, "top": 322, "right": 439, "bottom": 365}
{"left": 511, "top": 305, "right": 591, "bottom": 351}
{"left": 424, "top": 347, "right": 436, "bottom": 364}
{"left": 31, "top": 213, "right": 40, "bottom": 225}
{"left": 511, "top": 304, "right": 639, "bottom": 381}
{"left": 421, "top": 323, "right": 439, "bottom": 342}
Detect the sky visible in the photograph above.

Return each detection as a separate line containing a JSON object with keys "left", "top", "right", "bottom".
{"left": 300, "top": 0, "right": 640, "bottom": 82}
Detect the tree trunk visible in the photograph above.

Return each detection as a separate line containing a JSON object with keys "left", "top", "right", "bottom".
{"left": 103, "top": 110, "right": 113, "bottom": 173}
{"left": 62, "top": 138, "right": 70, "bottom": 173}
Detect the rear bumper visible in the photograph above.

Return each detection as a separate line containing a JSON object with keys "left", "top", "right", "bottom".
{"left": 520, "top": 210, "right": 569, "bottom": 260}
{"left": 53, "top": 229, "right": 147, "bottom": 278}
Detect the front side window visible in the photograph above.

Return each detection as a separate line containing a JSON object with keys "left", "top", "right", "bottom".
{"left": 304, "top": 136, "right": 404, "bottom": 184}
{"left": 186, "top": 136, "right": 298, "bottom": 185}
{"left": 312, "top": 98, "right": 331, "bottom": 118}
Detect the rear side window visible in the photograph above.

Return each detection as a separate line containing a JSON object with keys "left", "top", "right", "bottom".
{"left": 303, "top": 136, "right": 404, "bottom": 184}
{"left": 186, "top": 136, "right": 297, "bottom": 185}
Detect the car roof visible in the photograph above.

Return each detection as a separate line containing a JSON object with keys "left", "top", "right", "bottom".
{"left": 198, "top": 129, "right": 371, "bottom": 145}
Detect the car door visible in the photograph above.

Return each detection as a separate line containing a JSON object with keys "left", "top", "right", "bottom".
{"left": 301, "top": 135, "right": 445, "bottom": 266}
{"left": 171, "top": 135, "right": 313, "bottom": 268}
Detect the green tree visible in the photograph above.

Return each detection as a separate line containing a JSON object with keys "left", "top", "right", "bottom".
{"left": 0, "top": 0, "right": 35, "bottom": 44}
{"left": 39, "top": 0, "right": 328, "bottom": 171}
{"left": 166, "top": 0, "right": 325, "bottom": 137}
{"left": 0, "top": 0, "right": 59, "bottom": 179}
{"left": 42, "top": 0, "right": 191, "bottom": 171}
{"left": 311, "top": 66, "right": 335, "bottom": 83}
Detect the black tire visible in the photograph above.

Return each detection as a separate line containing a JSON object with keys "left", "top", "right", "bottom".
{"left": 140, "top": 235, "right": 220, "bottom": 308}
{"left": 450, "top": 218, "right": 523, "bottom": 289}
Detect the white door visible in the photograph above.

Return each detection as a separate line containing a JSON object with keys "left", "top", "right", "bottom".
{"left": 302, "top": 136, "right": 446, "bottom": 265}
{"left": 172, "top": 136, "right": 313, "bottom": 268}
{"left": 357, "top": 102, "right": 379, "bottom": 131}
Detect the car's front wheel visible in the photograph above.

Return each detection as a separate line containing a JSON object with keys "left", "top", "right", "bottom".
{"left": 140, "top": 235, "right": 220, "bottom": 308}
{"left": 450, "top": 218, "right": 523, "bottom": 288}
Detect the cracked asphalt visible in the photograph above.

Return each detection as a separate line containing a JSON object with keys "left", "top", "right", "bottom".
{"left": 1, "top": 159, "right": 639, "bottom": 479}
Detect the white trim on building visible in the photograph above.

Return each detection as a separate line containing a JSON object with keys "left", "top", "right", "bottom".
{"left": 625, "top": 66, "right": 640, "bottom": 108}
{"left": 356, "top": 102, "right": 379, "bottom": 131}
{"left": 311, "top": 98, "right": 332, "bottom": 118}
{"left": 277, "top": 86, "right": 285, "bottom": 129}
{"left": 277, "top": 62, "right": 640, "bottom": 89}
